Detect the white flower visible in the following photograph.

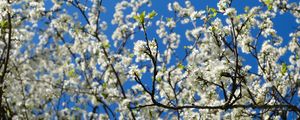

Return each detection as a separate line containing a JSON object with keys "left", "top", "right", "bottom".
{"left": 168, "top": 3, "right": 173, "bottom": 11}
{"left": 100, "top": 21, "right": 107, "bottom": 30}
{"left": 128, "top": 65, "right": 139, "bottom": 77}
{"left": 217, "top": 0, "right": 230, "bottom": 12}
{"left": 134, "top": 40, "right": 146, "bottom": 56}
{"left": 166, "top": 19, "right": 176, "bottom": 28}
{"left": 181, "top": 18, "right": 190, "bottom": 24}
{"left": 173, "top": 2, "right": 181, "bottom": 12}
{"left": 190, "top": 11, "right": 205, "bottom": 21}
{"left": 263, "top": 82, "right": 272, "bottom": 88}
{"left": 224, "top": 8, "right": 236, "bottom": 17}
{"left": 240, "top": 35, "right": 253, "bottom": 53}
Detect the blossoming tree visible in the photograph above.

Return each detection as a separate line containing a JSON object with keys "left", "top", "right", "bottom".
{"left": 0, "top": 0, "right": 300, "bottom": 119}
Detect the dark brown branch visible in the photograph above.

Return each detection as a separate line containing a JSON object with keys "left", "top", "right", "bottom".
{"left": 0, "top": 5, "right": 12, "bottom": 119}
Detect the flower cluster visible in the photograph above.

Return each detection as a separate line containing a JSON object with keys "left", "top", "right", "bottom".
{"left": 0, "top": 0, "right": 299, "bottom": 119}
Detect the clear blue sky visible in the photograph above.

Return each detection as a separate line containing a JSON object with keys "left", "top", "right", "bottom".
{"left": 42, "top": 0, "right": 299, "bottom": 119}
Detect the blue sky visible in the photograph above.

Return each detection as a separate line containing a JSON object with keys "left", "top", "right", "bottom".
{"left": 100, "top": 0, "right": 297, "bottom": 68}
{"left": 40, "top": 0, "right": 299, "bottom": 119}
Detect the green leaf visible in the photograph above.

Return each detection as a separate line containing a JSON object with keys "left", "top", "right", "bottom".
{"left": 103, "top": 41, "right": 110, "bottom": 48}
{"left": 244, "top": 6, "right": 249, "bottom": 12}
{"left": 296, "top": 79, "right": 300, "bottom": 86}
{"left": 267, "top": 5, "right": 272, "bottom": 10}
{"left": 281, "top": 63, "right": 287, "bottom": 75}
{"left": 161, "top": 66, "right": 166, "bottom": 72}
{"left": 133, "top": 15, "right": 140, "bottom": 22}
{"left": 74, "top": 107, "right": 81, "bottom": 111}
{"left": 0, "top": 20, "right": 8, "bottom": 29}
{"left": 209, "top": 8, "right": 217, "bottom": 18}
{"left": 178, "top": 63, "right": 185, "bottom": 70}
{"left": 140, "top": 11, "right": 146, "bottom": 23}
{"left": 148, "top": 10, "right": 157, "bottom": 19}
{"left": 296, "top": 54, "right": 299, "bottom": 60}
{"left": 157, "top": 77, "right": 162, "bottom": 82}
{"left": 211, "top": 26, "right": 216, "bottom": 32}
{"left": 121, "top": 28, "right": 127, "bottom": 33}
{"left": 264, "top": 0, "right": 272, "bottom": 5}
{"left": 127, "top": 103, "right": 131, "bottom": 109}
{"left": 133, "top": 11, "right": 146, "bottom": 24}
{"left": 102, "top": 93, "right": 108, "bottom": 98}
{"left": 212, "top": 8, "right": 217, "bottom": 17}
{"left": 103, "top": 82, "right": 107, "bottom": 89}
{"left": 166, "top": 17, "right": 173, "bottom": 22}
{"left": 264, "top": 0, "right": 273, "bottom": 10}
{"left": 149, "top": 111, "right": 153, "bottom": 118}
{"left": 67, "top": 69, "right": 77, "bottom": 78}
{"left": 129, "top": 53, "right": 134, "bottom": 58}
